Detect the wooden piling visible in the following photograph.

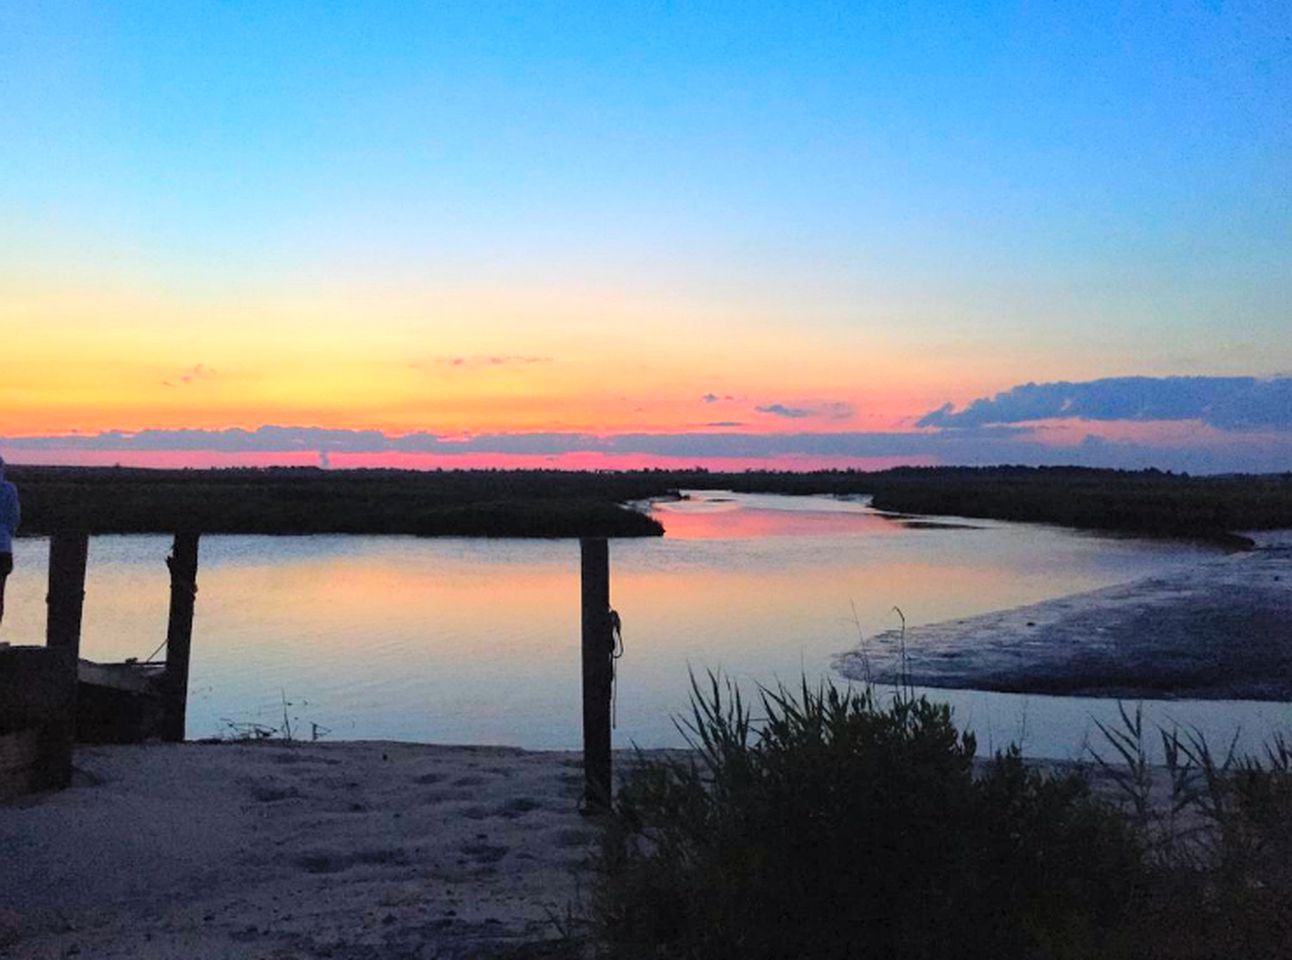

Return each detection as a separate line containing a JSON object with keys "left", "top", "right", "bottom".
{"left": 161, "top": 533, "right": 200, "bottom": 743}
{"left": 33, "top": 531, "right": 86, "bottom": 772}
{"left": 580, "top": 537, "right": 613, "bottom": 810}
{"left": 46, "top": 531, "right": 89, "bottom": 657}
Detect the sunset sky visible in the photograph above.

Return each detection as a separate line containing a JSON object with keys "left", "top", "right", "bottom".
{"left": 2, "top": 2, "right": 1289, "bottom": 471}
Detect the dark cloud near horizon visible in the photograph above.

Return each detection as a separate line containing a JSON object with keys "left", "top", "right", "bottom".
{"left": 5, "top": 422, "right": 1288, "bottom": 473}
{"left": 920, "top": 376, "right": 1292, "bottom": 431}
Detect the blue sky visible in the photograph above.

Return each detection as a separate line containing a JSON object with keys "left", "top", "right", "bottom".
{"left": 1, "top": 1, "right": 1289, "bottom": 469}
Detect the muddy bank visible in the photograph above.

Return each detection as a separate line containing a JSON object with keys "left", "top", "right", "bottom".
{"left": 835, "top": 533, "right": 1292, "bottom": 700}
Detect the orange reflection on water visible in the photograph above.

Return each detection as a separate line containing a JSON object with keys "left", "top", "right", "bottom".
{"left": 653, "top": 497, "right": 903, "bottom": 540}
{"left": 198, "top": 546, "right": 578, "bottom": 646}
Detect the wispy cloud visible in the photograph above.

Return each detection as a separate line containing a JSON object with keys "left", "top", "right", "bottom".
{"left": 162, "top": 363, "right": 216, "bottom": 388}
{"left": 430, "top": 355, "right": 554, "bottom": 370}
{"left": 920, "top": 376, "right": 1292, "bottom": 431}
{"left": 756, "top": 401, "right": 855, "bottom": 421}
{"left": 819, "top": 402, "right": 855, "bottom": 421}
{"left": 756, "top": 403, "right": 810, "bottom": 419}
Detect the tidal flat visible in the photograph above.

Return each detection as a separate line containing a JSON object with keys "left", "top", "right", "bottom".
{"left": 837, "top": 531, "right": 1292, "bottom": 700}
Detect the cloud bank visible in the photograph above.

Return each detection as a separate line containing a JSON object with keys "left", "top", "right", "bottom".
{"left": 4, "top": 377, "right": 1288, "bottom": 474}
{"left": 920, "top": 376, "right": 1292, "bottom": 431}
{"left": 3, "top": 421, "right": 1288, "bottom": 473}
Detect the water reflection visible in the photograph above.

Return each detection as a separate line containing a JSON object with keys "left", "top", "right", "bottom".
{"left": 1, "top": 492, "right": 1286, "bottom": 757}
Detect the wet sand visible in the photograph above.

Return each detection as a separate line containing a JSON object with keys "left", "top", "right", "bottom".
{"left": 0, "top": 740, "right": 601, "bottom": 959}
{"left": 835, "top": 532, "right": 1292, "bottom": 700}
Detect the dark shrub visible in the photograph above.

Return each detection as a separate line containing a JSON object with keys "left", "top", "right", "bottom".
{"left": 594, "top": 674, "right": 1143, "bottom": 960}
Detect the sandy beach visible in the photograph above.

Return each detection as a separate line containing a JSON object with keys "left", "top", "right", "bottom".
{"left": 0, "top": 740, "right": 600, "bottom": 960}
{"left": 836, "top": 531, "right": 1292, "bottom": 699}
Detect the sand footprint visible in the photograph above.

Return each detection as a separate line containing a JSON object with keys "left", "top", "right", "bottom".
{"left": 459, "top": 841, "right": 509, "bottom": 865}
{"left": 495, "top": 797, "right": 543, "bottom": 818}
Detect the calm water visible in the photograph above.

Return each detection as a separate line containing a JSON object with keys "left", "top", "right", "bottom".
{"left": 3, "top": 492, "right": 1288, "bottom": 758}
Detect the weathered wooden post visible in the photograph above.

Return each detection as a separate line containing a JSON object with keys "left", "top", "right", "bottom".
{"left": 160, "top": 533, "right": 200, "bottom": 743}
{"left": 46, "top": 531, "right": 89, "bottom": 657}
{"left": 38, "top": 530, "right": 88, "bottom": 769}
{"left": 580, "top": 537, "right": 613, "bottom": 810}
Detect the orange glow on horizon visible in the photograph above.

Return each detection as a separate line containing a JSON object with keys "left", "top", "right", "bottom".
{"left": 0, "top": 269, "right": 983, "bottom": 439}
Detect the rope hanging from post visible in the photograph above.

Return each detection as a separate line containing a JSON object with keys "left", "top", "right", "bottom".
{"left": 609, "top": 608, "right": 623, "bottom": 729}
{"left": 141, "top": 545, "right": 200, "bottom": 664}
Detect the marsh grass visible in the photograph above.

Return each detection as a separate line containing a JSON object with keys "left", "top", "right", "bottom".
{"left": 589, "top": 677, "right": 1292, "bottom": 959}
{"left": 593, "top": 673, "right": 1142, "bottom": 959}
{"left": 12, "top": 464, "right": 1290, "bottom": 540}
{"left": 10, "top": 465, "right": 668, "bottom": 537}
{"left": 1092, "top": 706, "right": 1292, "bottom": 958}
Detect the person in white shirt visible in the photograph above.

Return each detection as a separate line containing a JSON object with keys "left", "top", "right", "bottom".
{"left": 0, "top": 456, "right": 20, "bottom": 629}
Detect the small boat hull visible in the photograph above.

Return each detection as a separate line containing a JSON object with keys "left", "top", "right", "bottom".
{"left": 77, "top": 661, "right": 168, "bottom": 744}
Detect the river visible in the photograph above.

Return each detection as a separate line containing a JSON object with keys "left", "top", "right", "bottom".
{"left": 2, "top": 491, "right": 1287, "bottom": 759}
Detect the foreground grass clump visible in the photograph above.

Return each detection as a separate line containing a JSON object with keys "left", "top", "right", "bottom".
{"left": 1094, "top": 706, "right": 1292, "bottom": 959}
{"left": 594, "top": 675, "right": 1141, "bottom": 959}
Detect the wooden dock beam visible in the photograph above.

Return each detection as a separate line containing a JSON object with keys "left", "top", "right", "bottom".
{"left": 580, "top": 537, "right": 613, "bottom": 811}
{"left": 161, "top": 533, "right": 200, "bottom": 743}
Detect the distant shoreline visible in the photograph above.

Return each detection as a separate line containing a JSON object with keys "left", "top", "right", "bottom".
{"left": 6, "top": 464, "right": 1290, "bottom": 541}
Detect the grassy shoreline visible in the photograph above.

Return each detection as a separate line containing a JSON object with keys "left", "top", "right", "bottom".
{"left": 7, "top": 464, "right": 1290, "bottom": 540}
{"left": 8, "top": 465, "right": 669, "bottom": 538}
